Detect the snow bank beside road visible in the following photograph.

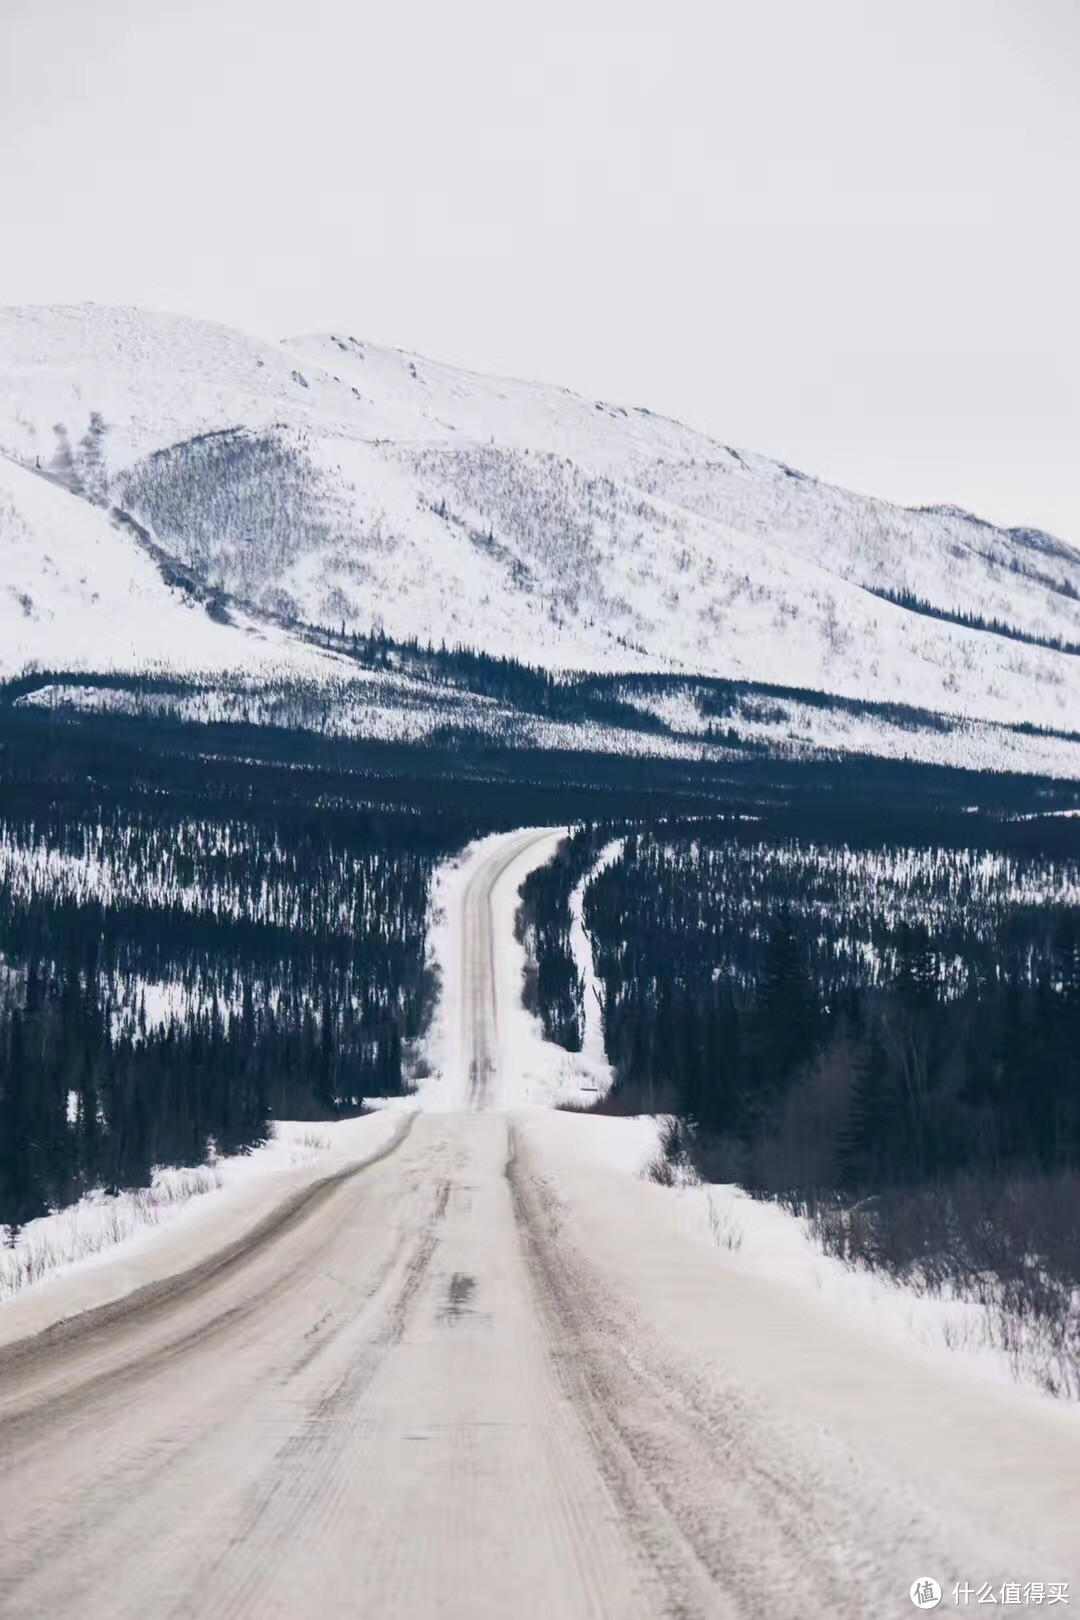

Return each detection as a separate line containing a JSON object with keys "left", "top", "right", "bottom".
{"left": 524, "top": 1108, "right": 1080, "bottom": 1408}
{"left": 0, "top": 1107, "right": 413, "bottom": 1345}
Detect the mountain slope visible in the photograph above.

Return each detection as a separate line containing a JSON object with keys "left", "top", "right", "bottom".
{"left": 1, "top": 303, "right": 1078, "bottom": 761}
{"left": 0, "top": 453, "right": 335, "bottom": 679}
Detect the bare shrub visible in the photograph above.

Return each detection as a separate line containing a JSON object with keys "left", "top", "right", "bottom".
{"left": 688, "top": 1130, "right": 749, "bottom": 1186}
{"left": 296, "top": 1128, "right": 331, "bottom": 1153}
{"left": 646, "top": 1152, "right": 677, "bottom": 1186}
{"left": 750, "top": 1035, "right": 857, "bottom": 1200}
{"left": 808, "top": 1172, "right": 1080, "bottom": 1400}
{"left": 0, "top": 1161, "right": 227, "bottom": 1303}
{"left": 706, "top": 1193, "right": 744, "bottom": 1252}
{"left": 520, "top": 957, "right": 541, "bottom": 1019}
{"left": 557, "top": 1073, "right": 680, "bottom": 1116}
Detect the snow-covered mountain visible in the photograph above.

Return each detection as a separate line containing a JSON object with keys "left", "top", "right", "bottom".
{"left": 2, "top": 303, "right": 1079, "bottom": 774}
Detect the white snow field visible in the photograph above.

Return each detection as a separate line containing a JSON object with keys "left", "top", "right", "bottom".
{"left": 0, "top": 828, "right": 1077, "bottom": 1619}
{"left": 2, "top": 303, "right": 1080, "bottom": 774}
{"left": 0, "top": 454, "right": 334, "bottom": 679}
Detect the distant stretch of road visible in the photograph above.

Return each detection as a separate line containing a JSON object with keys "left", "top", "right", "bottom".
{"left": 458, "top": 826, "right": 550, "bottom": 1108}
{"left": 0, "top": 830, "right": 1076, "bottom": 1618}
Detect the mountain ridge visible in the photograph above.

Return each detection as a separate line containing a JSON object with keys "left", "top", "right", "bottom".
{"left": 1, "top": 302, "right": 1079, "bottom": 776}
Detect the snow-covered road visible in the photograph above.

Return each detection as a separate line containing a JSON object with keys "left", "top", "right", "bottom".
{"left": 0, "top": 829, "right": 1077, "bottom": 1618}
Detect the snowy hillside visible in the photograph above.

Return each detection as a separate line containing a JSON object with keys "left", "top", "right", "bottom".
{"left": 1, "top": 303, "right": 1079, "bottom": 771}
{"left": 0, "top": 454, "right": 337, "bottom": 678}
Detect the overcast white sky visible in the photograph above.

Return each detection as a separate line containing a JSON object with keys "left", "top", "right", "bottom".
{"left": 1, "top": 0, "right": 1077, "bottom": 540}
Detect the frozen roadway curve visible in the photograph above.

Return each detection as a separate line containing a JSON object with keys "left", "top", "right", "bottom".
{"left": 0, "top": 829, "right": 1077, "bottom": 1619}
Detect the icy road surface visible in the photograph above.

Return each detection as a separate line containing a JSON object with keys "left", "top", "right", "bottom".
{"left": 0, "top": 829, "right": 1077, "bottom": 1618}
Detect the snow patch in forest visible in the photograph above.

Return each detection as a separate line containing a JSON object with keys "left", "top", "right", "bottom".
{"left": 567, "top": 839, "right": 624, "bottom": 1087}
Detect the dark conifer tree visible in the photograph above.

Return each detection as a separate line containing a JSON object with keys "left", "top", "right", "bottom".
{"left": 840, "top": 1025, "right": 894, "bottom": 1188}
